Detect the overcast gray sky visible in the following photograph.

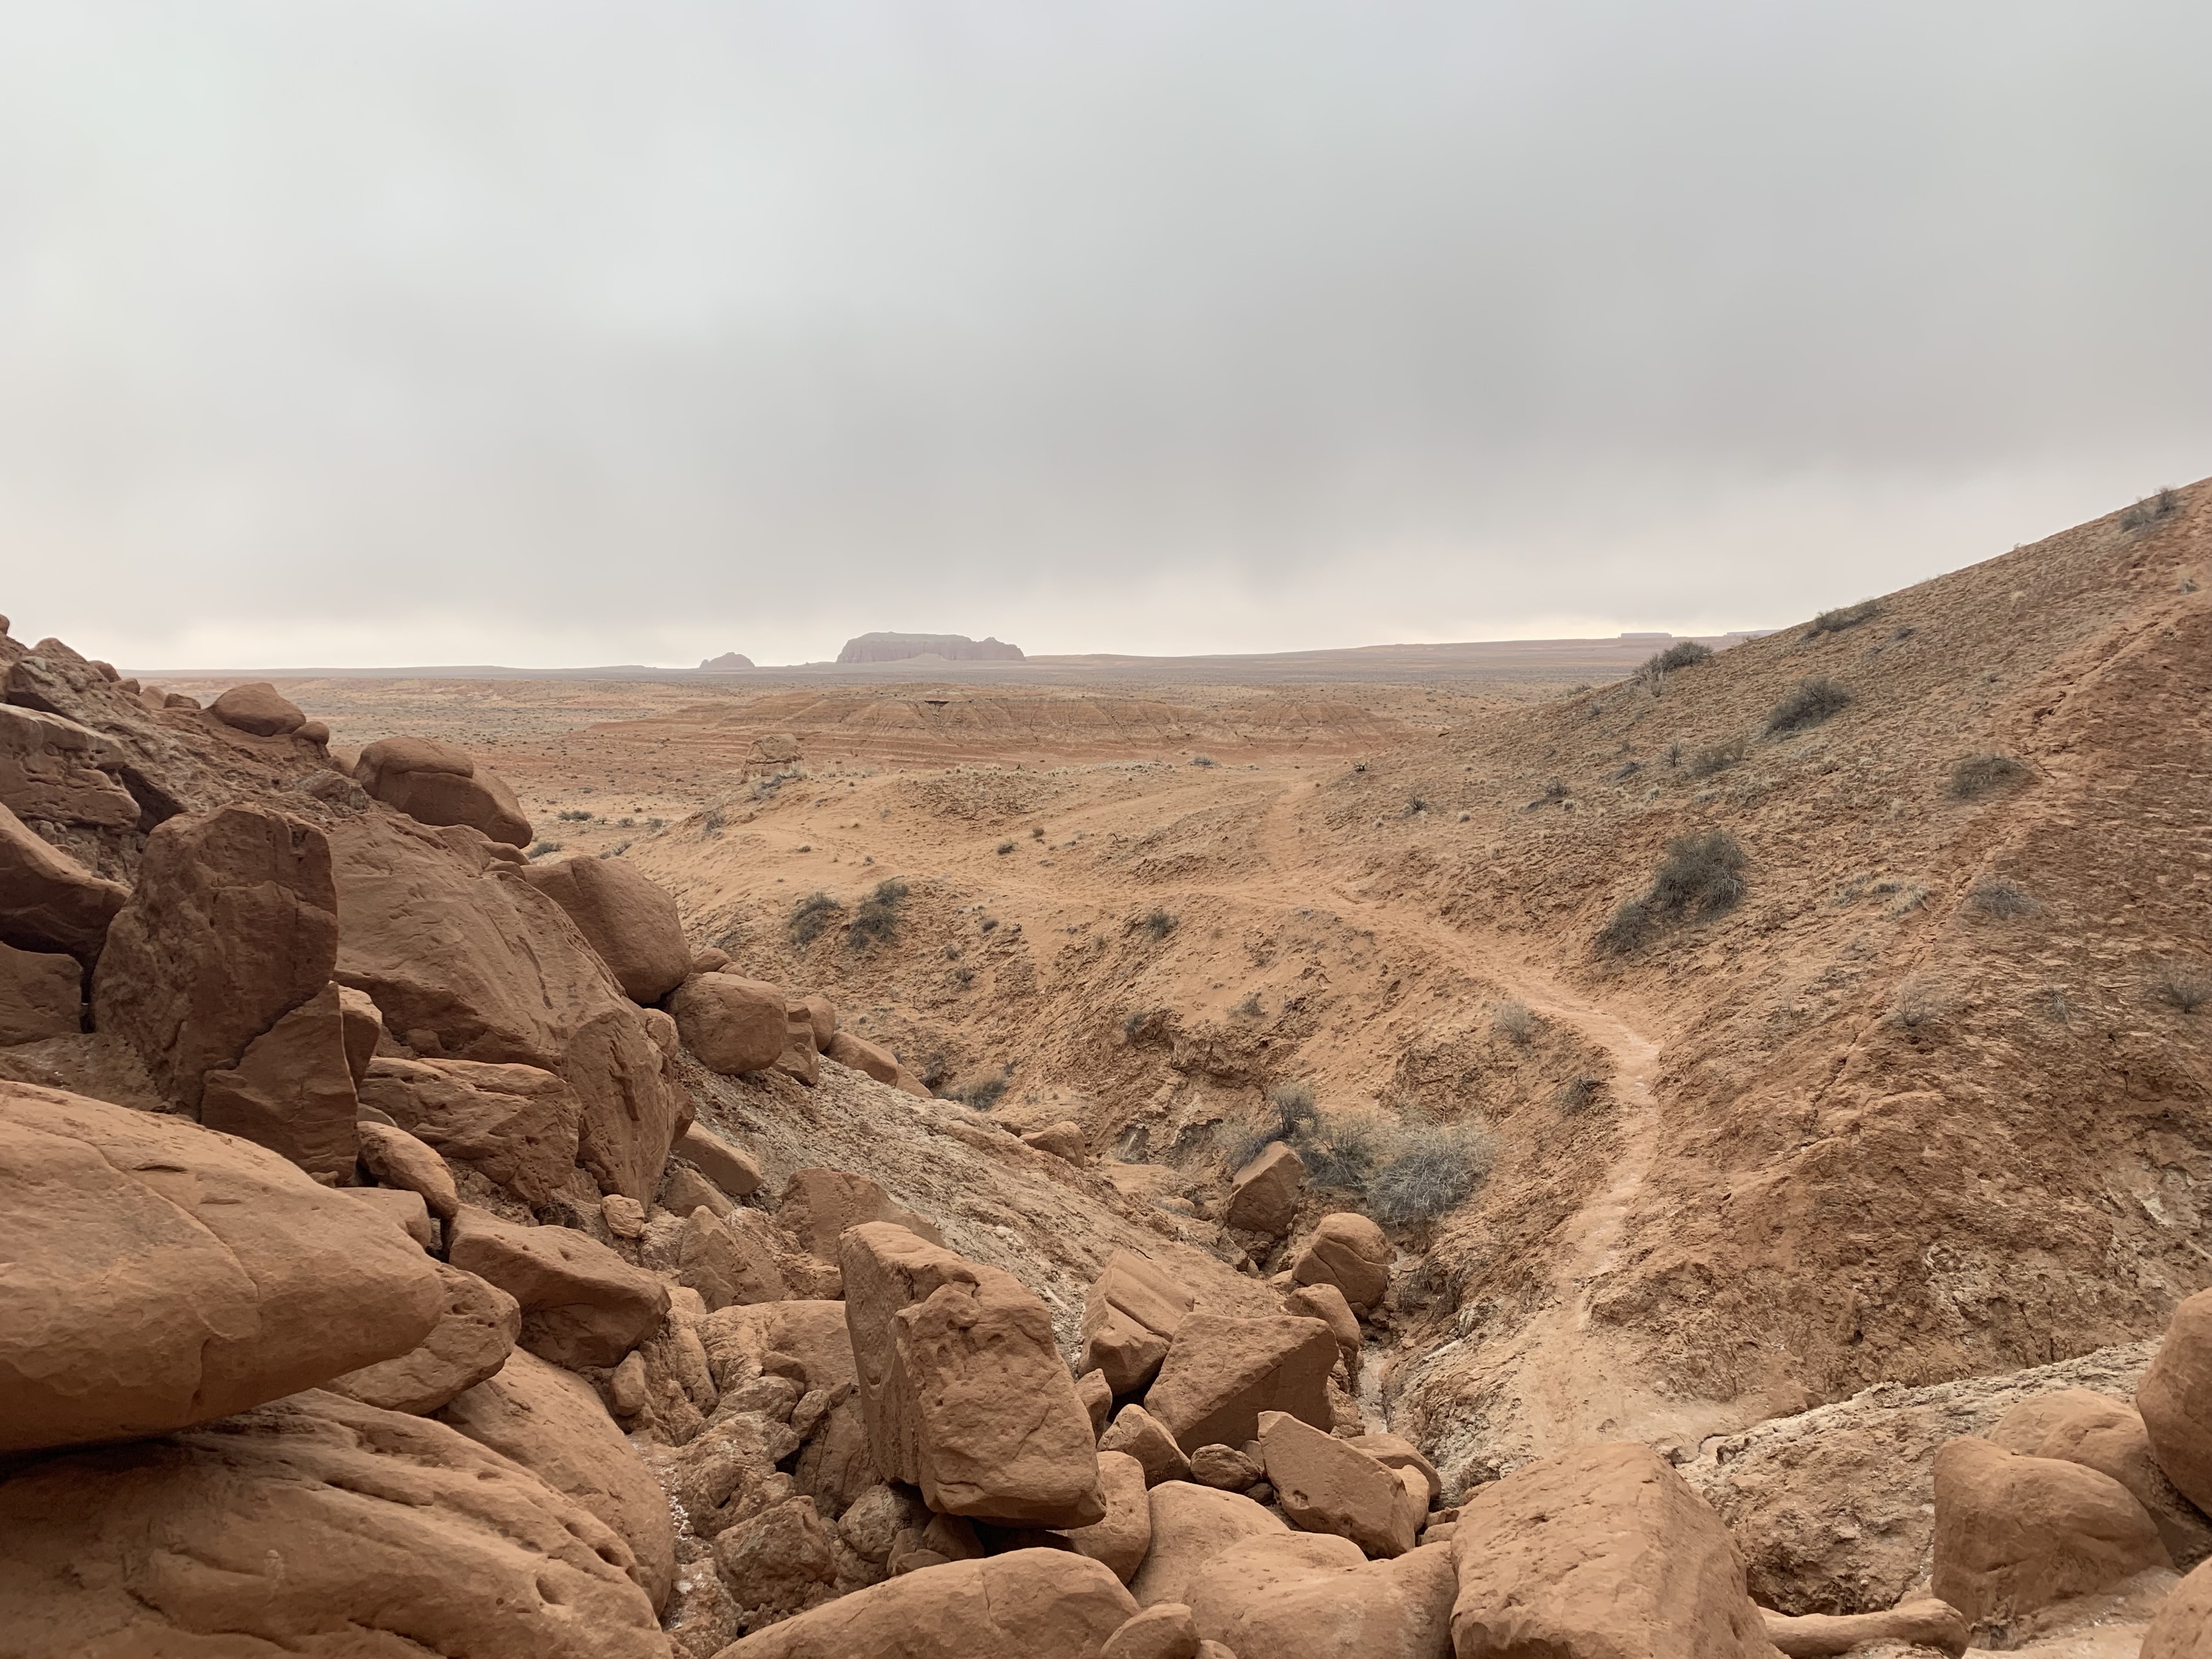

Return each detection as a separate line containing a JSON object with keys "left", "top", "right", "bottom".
{"left": 3, "top": 2, "right": 2208, "bottom": 669}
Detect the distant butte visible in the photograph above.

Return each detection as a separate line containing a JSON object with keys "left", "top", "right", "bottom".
{"left": 835, "top": 631, "right": 1024, "bottom": 665}
{"left": 696, "top": 651, "right": 754, "bottom": 670}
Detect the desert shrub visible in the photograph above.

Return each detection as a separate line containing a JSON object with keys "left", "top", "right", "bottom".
{"left": 1299, "top": 1112, "right": 1384, "bottom": 1195}
{"left": 1804, "top": 600, "right": 1880, "bottom": 637}
{"left": 2151, "top": 961, "right": 2211, "bottom": 1014}
{"left": 1492, "top": 1001, "right": 1537, "bottom": 1043}
{"left": 1233, "top": 992, "right": 1264, "bottom": 1018}
{"left": 1369, "top": 1125, "right": 1496, "bottom": 1229}
{"left": 1404, "top": 795, "right": 1429, "bottom": 816}
{"left": 846, "top": 879, "right": 909, "bottom": 947}
{"left": 2120, "top": 488, "right": 2180, "bottom": 530}
{"left": 1685, "top": 735, "right": 1747, "bottom": 777}
{"left": 1554, "top": 1076, "right": 1601, "bottom": 1113}
{"left": 527, "top": 839, "right": 562, "bottom": 859}
{"left": 995, "top": 841, "right": 1015, "bottom": 855}
{"left": 1138, "top": 909, "right": 1180, "bottom": 942}
{"left": 1190, "top": 754, "right": 1217, "bottom": 768}
{"left": 1218, "top": 1080, "right": 1319, "bottom": 1171}
{"left": 1964, "top": 877, "right": 2036, "bottom": 918}
{"left": 701, "top": 807, "right": 726, "bottom": 837}
{"left": 946, "top": 1070, "right": 1009, "bottom": 1110}
{"left": 1611, "top": 759, "right": 1642, "bottom": 780}
{"left": 1764, "top": 677, "right": 1852, "bottom": 735}
{"left": 788, "top": 889, "right": 842, "bottom": 946}
{"left": 556, "top": 809, "right": 594, "bottom": 822}
{"left": 1949, "top": 753, "right": 2029, "bottom": 799}
{"left": 1892, "top": 980, "right": 1950, "bottom": 1029}
{"left": 1656, "top": 639, "right": 1714, "bottom": 670}
{"left": 1597, "top": 830, "right": 1746, "bottom": 955}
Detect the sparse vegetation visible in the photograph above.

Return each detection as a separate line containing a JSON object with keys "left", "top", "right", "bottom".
{"left": 1404, "top": 795, "right": 1428, "bottom": 817}
{"left": 1633, "top": 639, "right": 1713, "bottom": 695}
{"left": 701, "top": 807, "right": 726, "bottom": 837}
{"left": 1804, "top": 600, "right": 1880, "bottom": 638}
{"left": 1368, "top": 1124, "right": 1496, "bottom": 1229}
{"left": 946, "top": 1070, "right": 1009, "bottom": 1110}
{"left": 1892, "top": 981, "right": 1949, "bottom": 1029}
{"left": 2119, "top": 487, "right": 2180, "bottom": 531}
{"left": 1685, "top": 735, "right": 1747, "bottom": 777}
{"left": 847, "top": 879, "right": 909, "bottom": 947}
{"left": 788, "top": 889, "right": 842, "bottom": 947}
{"left": 1964, "top": 877, "right": 2036, "bottom": 918}
{"left": 1596, "top": 829, "right": 1747, "bottom": 954}
{"left": 1554, "top": 1076, "right": 1601, "bottom": 1113}
{"left": 556, "top": 809, "right": 594, "bottom": 822}
{"left": 995, "top": 841, "right": 1015, "bottom": 855}
{"left": 1138, "top": 909, "right": 1179, "bottom": 943}
{"left": 1232, "top": 992, "right": 1264, "bottom": 1019}
{"left": 527, "top": 839, "right": 562, "bottom": 859}
{"left": 2150, "top": 961, "right": 2211, "bottom": 1014}
{"left": 1949, "top": 753, "right": 2029, "bottom": 799}
{"left": 1492, "top": 1001, "right": 1537, "bottom": 1044}
{"left": 1190, "top": 754, "right": 1216, "bottom": 768}
{"left": 1764, "top": 676, "right": 1852, "bottom": 735}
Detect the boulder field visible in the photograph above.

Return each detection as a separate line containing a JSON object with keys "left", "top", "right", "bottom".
{"left": 1, "top": 617, "right": 2209, "bottom": 1656}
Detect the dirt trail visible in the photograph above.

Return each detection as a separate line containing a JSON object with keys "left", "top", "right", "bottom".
{"left": 1237, "top": 785, "right": 1676, "bottom": 1448}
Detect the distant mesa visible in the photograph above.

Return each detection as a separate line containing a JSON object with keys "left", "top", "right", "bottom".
{"left": 836, "top": 631, "right": 1024, "bottom": 665}
{"left": 697, "top": 651, "right": 754, "bottom": 670}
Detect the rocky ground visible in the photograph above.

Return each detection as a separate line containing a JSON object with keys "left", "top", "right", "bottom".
{"left": 2, "top": 481, "right": 2209, "bottom": 1656}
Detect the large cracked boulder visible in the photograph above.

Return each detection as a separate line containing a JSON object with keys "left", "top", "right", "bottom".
{"left": 718, "top": 1547, "right": 1138, "bottom": 1658}
{"left": 91, "top": 804, "right": 338, "bottom": 1111}
{"left": 1226, "top": 1143, "right": 1306, "bottom": 1235}
{"left": 0, "top": 802, "right": 128, "bottom": 962}
{"left": 780, "top": 1167, "right": 944, "bottom": 1261}
{"left": 0, "top": 1082, "right": 443, "bottom": 1454}
{"left": 329, "top": 809, "right": 684, "bottom": 1201}
{"left": 437, "top": 1347, "right": 679, "bottom": 1612}
{"left": 358, "top": 1055, "right": 584, "bottom": 1211}
{"left": 1257, "top": 1409, "right": 1423, "bottom": 1559}
{"left": 1449, "top": 1441, "right": 1781, "bottom": 1659}
{"left": 446, "top": 1205, "right": 669, "bottom": 1369}
{"left": 518, "top": 854, "right": 692, "bottom": 1005}
{"left": 843, "top": 1221, "right": 1105, "bottom": 1528}
{"left": 1081, "top": 1249, "right": 1198, "bottom": 1395}
{"left": 1145, "top": 1313, "right": 1338, "bottom": 1454}
{"left": 1290, "top": 1212, "right": 1392, "bottom": 1316}
{"left": 0, "top": 1389, "right": 668, "bottom": 1658}
{"left": 2141, "top": 1288, "right": 2212, "bottom": 1517}
{"left": 356, "top": 734, "right": 532, "bottom": 847}
{"left": 1930, "top": 1436, "right": 2170, "bottom": 1635}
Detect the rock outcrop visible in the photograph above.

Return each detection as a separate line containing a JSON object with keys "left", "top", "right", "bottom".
{"left": 0, "top": 801, "right": 128, "bottom": 962}
{"left": 0, "top": 1082, "right": 443, "bottom": 1454}
{"left": 356, "top": 735, "right": 532, "bottom": 847}
{"left": 520, "top": 852, "right": 693, "bottom": 1005}
{"left": 2141, "top": 1289, "right": 2212, "bottom": 1517}
{"left": 447, "top": 1204, "right": 669, "bottom": 1369}
{"left": 835, "top": 631, "right": 1025, "bottom": 665}
{"left": 1144, "top": 1313, "right": 1338, "bottom": 1453}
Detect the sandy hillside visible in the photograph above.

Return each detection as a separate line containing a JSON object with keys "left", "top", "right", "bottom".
{"left": 263, "top": 482, "right": 2212, "bottom": 1491}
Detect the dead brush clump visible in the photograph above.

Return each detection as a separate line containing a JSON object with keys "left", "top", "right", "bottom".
{"left": 1764, "top": 676, "right": 1852, "bottom": 735}
{"left": 1685, "top": 735, "right": 1749, "bottom": 778}
{"left": 1553, "top": 1075, "right": 1602, "bottom": 1114}
{"left": 1632, "top": 639, "right": 1714, "bottom": 696}
{"left": 1804, "top": 600, "right": 1880, "bottom": 638}
{"left": 1963, "top": 877, "right": 2037, "bottom": 919}
{"left": 788, "top": 889, "right": 842, "bottom": 947}
{"left": 845, "top": 879, "right": 909, "bottom": 947}
{"left": 2149, "top": 960, "right": 2212, "bottom": 1014}
{"left": 1135, "top": 908, "right": 1180, "bottom": 943}
{"left": 1223, "top": 1081, "right": 1494, "bottom": 1229}
{"left": 1949, "top": 753, "right": 2030, "bottom": 799}
{"left": 2119, "top": 487, "right": 2181, "bottom": 531}
{"left": 1367, "top": 1122, "right": 1497, "bottom": 1230}
{"left": 1597, "top": 828, "right": 1747, "bottom": 954}
{"left": 1492, "top": 1000, "right": 1538, "bottom": 1044}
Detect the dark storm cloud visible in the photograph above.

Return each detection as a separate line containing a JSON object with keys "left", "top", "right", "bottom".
{"left": 2, "top": 1, "right": 2208, "bottom": 666}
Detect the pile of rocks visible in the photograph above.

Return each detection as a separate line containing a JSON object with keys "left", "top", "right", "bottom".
{"left": 2, "top": 616, "right": 2209, "bottom": 1659}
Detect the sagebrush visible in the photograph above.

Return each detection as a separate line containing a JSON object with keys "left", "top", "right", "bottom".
{"left": 1765, "top": 676, "right": 1852, "bottom": 735}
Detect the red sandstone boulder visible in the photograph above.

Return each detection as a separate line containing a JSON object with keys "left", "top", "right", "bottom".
{"left": 0, "top": 703, "right": 137, "bottom": 826}
{"left": 799, "top": 992, "right": 837, "bottom": 1050}
{"left": 438, "top": 1346, "right": 679, "bottom": 1612}
{"left": 357, "top": 1055, "right": 583, "bottom": 1211}
{"left": 0, "top": 940, "right": 80, "bottom": 1044}
{"left": 199, "top": 980, "right": 360, "bottom": 1182}
{"left": 843, "top": 1221, "right": 1105, "bottom": 1528}
{"left": 356, "top": 735, "right": 532, "bottom": 847}
{"left": 208, "top": 681, "right": 307, "bottom": 737}
{"left": 1186, "top": 1531, "right": 1458, "bottom": 1659}
{"left": 826, "top": 1028, "right": 930, "bottom": 1094}
{"left": 92, "top": 804, "right": 338, "bottom": 1111}
{"left": 780, "top": 1166, "right": 944, "bottom": 1260}
{"left": 0, "top": 1389, "right": 668, "bottom": 1657}
{"left": 1023, "top": 1120, "right": 1088, "bottom": 1165}
{"left": 1102, "top": 1403, "right": 1195, "bottom": 1487}
{"left": 1449, "top": 1441, "right": 1780, "bottom": 1659}
{"left": 1063, "top": 1448, "right": 1155, "bottom": 1583}
{"left": 1931, "top": 1436, "right": 2170, "bottom": 1635}
{"left": 2140, "top": 1289, "right": 2212, "bottom": 1518}
{"left": 1289, "top": 1212, "right": 1392, "bottom": 1316}
{"left": 445, "top": 1205, "right": 669, "bottom": 1369}
{"left": 716, "top": 1547, "right": 1138, "bottom": 1658}
{"left": 518, "top": 854, "right": 692, "bottom": 1005}
{"left": 357, "top": 1119, "right": 461, "bottom": 1220}
{"left": 1130, "top": 1482, "right": 1289, "bottom": 1608}
{"left": 1761, "top": 1599, "right": 1968, "bottom": 1658}
{"left": 0, "top": 802, "right": 128, "bottom": 962}
{"left": 0, "top": 1082, "right": 443, "bottom": 1453}
{"left": 1258, "top": 1410, "right": 1423, "bottom": 1558}
{"left": 673, "top": 972, "right": 791, "bottom": 1074}
{"left": 1081, "top": 1249, "right": 1198, "bottom": 1395}
{"left": 1226, "top": 1143, "right": 1305, "bottom": 1235}
{"left": 2143, "top": 1555, "right": 2212, "bottom": 1658}
{"left": 1991, "top": 1387, "right": 2212, "bottom": 1566}
{"left": 326, "top": 1260, "right": 521, "bottom": 1415}
{"left": 1103, "top": 1602, "right": 1203, "bottom": 1659}
{"left": 681, "top": 1122, "right": 765, "bottom": 1198}
{"left": 330, "top": 809, "right": 684, "bottom": 1201}
{"left": 1145, "top": 1313, "right": 1339, "bottom": 1454}
{"left": 678, "top": 1205, "right": 791, "bottom": 1311}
